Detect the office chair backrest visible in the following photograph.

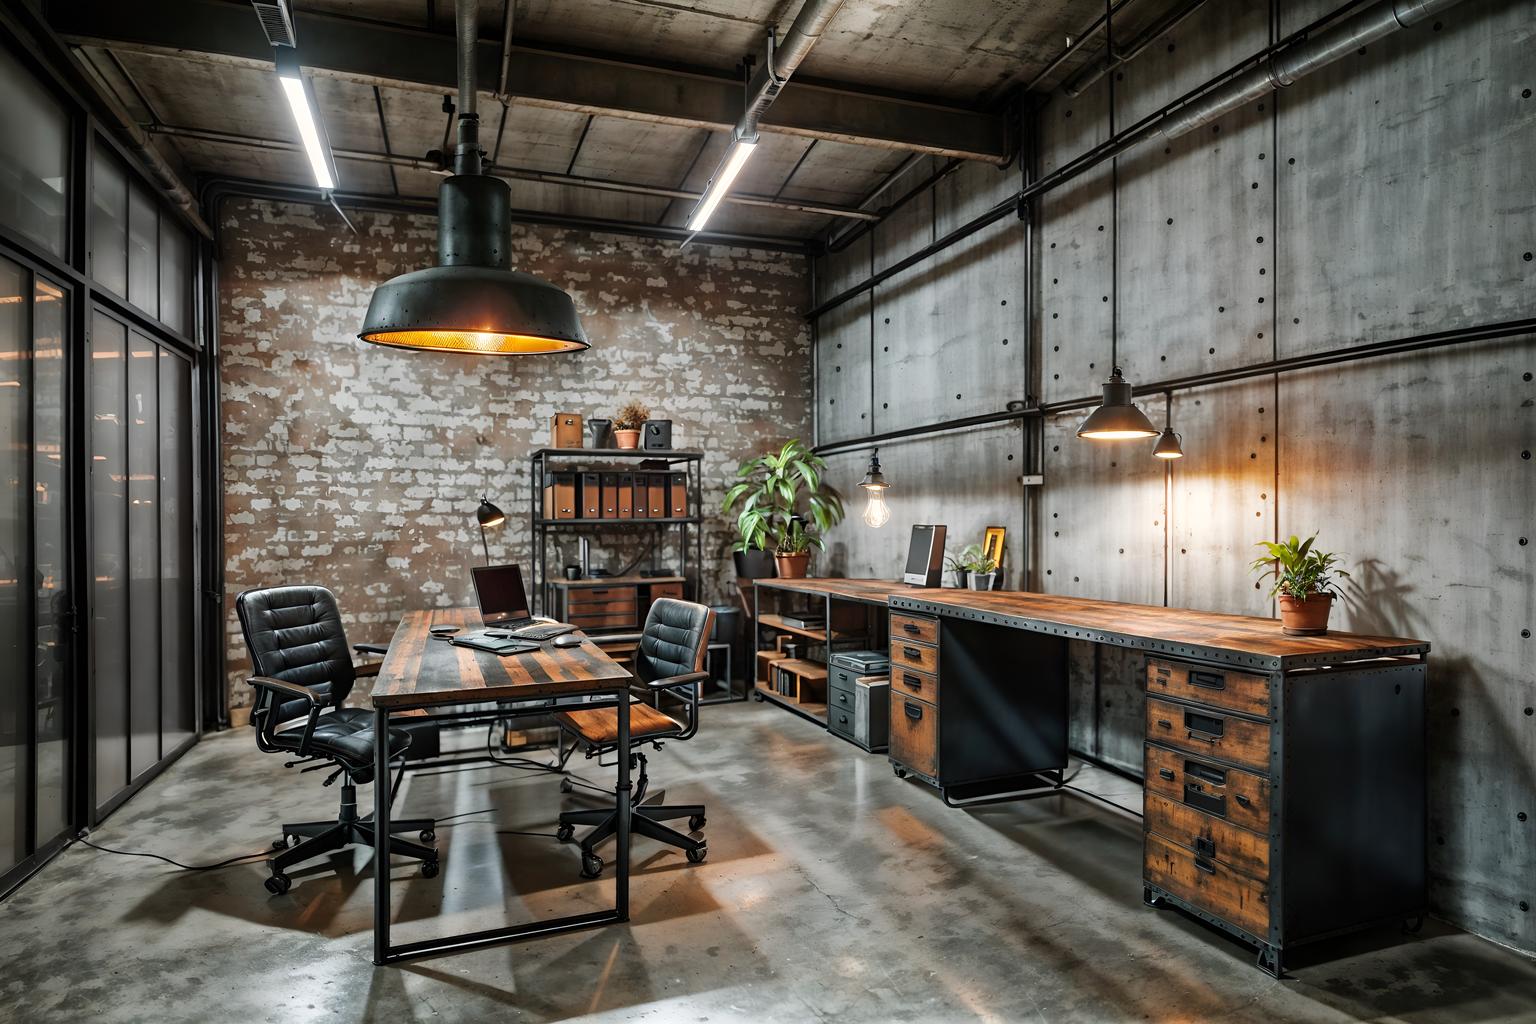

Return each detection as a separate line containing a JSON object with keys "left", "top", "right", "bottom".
{"left": 634, "top": 598, "right": 714, "bottom": 686}
{"left": 236, "top": 585, "right": 357, "bottom": 726}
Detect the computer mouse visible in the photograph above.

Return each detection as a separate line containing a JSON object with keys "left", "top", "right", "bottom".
{"left": 552, "top": 634, "right": 584, "bottom": 649}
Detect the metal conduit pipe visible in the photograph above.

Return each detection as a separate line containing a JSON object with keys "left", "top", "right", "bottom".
{"left": 1061, "top": 0, "right": 1212, "bottom": 97}
{"left": 1160, "top": 0, "right": 1463, "bottom": 137}
{"left": 741, "top": 0, "right": 849, "bottom": 134}
{"left": 453, "top": 0, "right": 481, "bottom": 173}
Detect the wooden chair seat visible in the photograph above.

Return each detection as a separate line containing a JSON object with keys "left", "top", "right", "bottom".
{"left": 556, "top": 702, "right": 683, "bottom": 746}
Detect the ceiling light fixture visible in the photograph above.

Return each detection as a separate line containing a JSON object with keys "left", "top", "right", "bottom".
{"left": 359, "top": 0, "right": 587, "bottom": 355}
{"left": 858, "top": 448, "right": 891, "bottom": 528}
{"left": 274, "top": 47, "right": 336, "bottom": 191}
{"left": 1153, "top": 427, "right": 1184, "bottom": 459}
{"left": 686, "top": 134, "right": 758, "bottom": 234}
{"left": 1077, "top": 367, "right": 1158, "bottom": 440}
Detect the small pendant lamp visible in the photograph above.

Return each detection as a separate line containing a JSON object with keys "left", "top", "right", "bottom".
{"left": 1077, "top": 367, "right": 1158, "bottom": 440}
{"left": 859, "top": 449, "right": 891, "bottom": 528}
{"left": 1153, "top": 427, "right": 1184, "bottom": 459}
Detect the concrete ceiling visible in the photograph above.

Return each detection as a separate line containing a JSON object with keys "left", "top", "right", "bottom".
{"left": 60, "top": 0, "right": 1151, "bottom": 245}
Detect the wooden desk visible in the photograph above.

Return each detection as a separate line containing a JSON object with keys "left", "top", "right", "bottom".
{"left": 369, "top": 607, "right": 634, "bottom": 965}
{"left": 754, "top": 579, "right": 1430, "bottom": 977}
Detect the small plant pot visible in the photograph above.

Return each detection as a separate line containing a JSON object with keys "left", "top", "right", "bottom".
{"left": 733, "top": 549, "right": 777, "bottom": 580}
{"left": 950, "top": 569, "right": 968, "bottom": 589}
{"left": 1278, "top": 593, "right": 1333, "bottom": 636}
{"left": 967, "top": 572, "right": 997, "bottom": 591}
{"left": 613, "top": 429, "right": 641, "bottom": 449}
{"left": 774, "top": 553, "right": 810, "bottom": 579}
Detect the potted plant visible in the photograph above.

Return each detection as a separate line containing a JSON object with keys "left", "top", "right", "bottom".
{"left": 722, "top": 440, "right": 844, "bottom": 580}
{"left": 612, "top": 400, "right": 649, "bottom": 449}
{"left": 945, "top": 544, "right": 979, "bottom": 589}
{"left": 1250, "top": 533, "right": 1350, "bottom": 636}
{"left": 958, "top": 545, "right": 1000, "bottom": 591}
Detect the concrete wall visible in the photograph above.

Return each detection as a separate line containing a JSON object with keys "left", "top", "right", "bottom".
{"left": 814, "top": 0, "right": 1535, "bottom": 955}
{"left": 218, "top": 198, "right": 810, "bottom": 709}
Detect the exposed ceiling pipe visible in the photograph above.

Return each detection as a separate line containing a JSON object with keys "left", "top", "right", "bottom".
{"left": 1062, "top": 0, "right": 1212, "bottom": 97}
{"left": 1017, "top": 0, "right": 1138, "bottom": 95}
{"left": 741, "top": 0, "right": 849, "bottom": 134}
{"left": 495, "top": 0, "right": 514, "bottom": 101}
{"left": 1159, "top": 0, "right": 1462, "bottom": 137}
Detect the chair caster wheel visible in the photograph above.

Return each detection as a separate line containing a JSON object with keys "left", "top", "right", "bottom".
{"left": 1402, "top": 914, "right": 1424, "bottom": 934}
{"left": 893, "top": 766, "right": 907, "bottom": 779}
{"left": 556, "top": 823, "right": 576, "bottom": 843}
{"left": 751, "top": 691, "right": 765, "bottom": 702}
{"left": 580, "top": 852, "right": 604, "bottom": 879}
{"left": 421, "top": 858, "right": 440, "bottom": 879}
{"left": 686, "top": 844, "right": 708, "bottom": 864}
{"left": 272, "top": 836, "right": 289, "bottom": 850}
{"left": 419, "top": 829, "right": 435, "bottom": 843}
{"left": 560, "top": 778, "right": 574, "bottom": 793}
{"left": 265, "top": 873, "right": 292, "bottom": 895}
{"left": 688, "top": 814, "right": 706, "bottom": 832}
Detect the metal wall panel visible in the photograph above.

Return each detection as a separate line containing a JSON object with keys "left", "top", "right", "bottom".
{"left": 872, "top": 158, "right": 936, "bottom": 274}
{"left": 815, "top": 293, "right": 873, "bottom": 445}
{"left": 1275, "top": 0, "right": 1536, "bottom": 357}
{"left": 1168, "top": 378, "right": 1277, "bottom": 617}
{"left": 818, "top": 422, "right": 1024, "bottom": 583}
{"left": 1113, "top": 0, "right": 1271, "bottom": 127}
{"left": 1037, "top": 80, "right": 1114, "bottom": 405}
{"left": 1281, "top": 336, "right": 1535, "bottom": 954}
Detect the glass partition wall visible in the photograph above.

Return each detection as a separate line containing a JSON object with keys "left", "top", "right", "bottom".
{"left": 0, "top": 36, "right": 206, "bottom": 895}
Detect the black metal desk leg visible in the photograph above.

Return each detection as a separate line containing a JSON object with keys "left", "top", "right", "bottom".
{"left": 373, "top": 705, "right": 390, "bottom": 965}
{"left": 615, "top": 688, "right": 631, "bottom": 920}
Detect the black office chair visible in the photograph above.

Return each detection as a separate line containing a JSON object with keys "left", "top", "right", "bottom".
{"left": 554, "top": 598, "right": 715, "bottom": 878}
{"left": 237, "top": 585, "right": 438, "bottom": 895}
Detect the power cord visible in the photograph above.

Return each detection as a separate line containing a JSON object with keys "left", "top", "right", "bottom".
{"left": 74, "top": 832, "right": 272, "bottom": 872}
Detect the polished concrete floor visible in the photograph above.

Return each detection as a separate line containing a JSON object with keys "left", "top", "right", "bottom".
{"left": 3, "top": 702, "right": 1535, "bottom": 1024}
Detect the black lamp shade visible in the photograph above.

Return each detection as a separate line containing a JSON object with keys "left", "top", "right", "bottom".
{"left": 1077, "top": 368, "right": 1158, "bottom": 440}
{"left": 476, "top": 498, "right": 506, "bottom": 528}
{"left": 1153, "top": 427, "right": 1184, "bottom": 459}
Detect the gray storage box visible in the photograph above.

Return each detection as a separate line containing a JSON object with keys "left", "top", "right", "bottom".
{"left": 830, "top": 650, "right": 890, "bottom": 675}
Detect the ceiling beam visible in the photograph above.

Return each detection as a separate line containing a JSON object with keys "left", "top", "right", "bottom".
{"left": 51, "top": 0, "right": 1009, "bottom": 165}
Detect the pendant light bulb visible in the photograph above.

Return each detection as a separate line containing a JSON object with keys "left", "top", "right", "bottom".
{"left": 1153, "top": 427, "right": 1184, "bottom": 459}
{"left": 1077, "top": 366, "right": 1158, "bottom": 440}
{"left": 859, "top": 448, "right": 891, "bottom": 528}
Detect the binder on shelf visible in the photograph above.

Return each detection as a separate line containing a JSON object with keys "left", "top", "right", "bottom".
{"left": 669, "top": 472, "right": 688, "bottom": 517}
{"left": 646, "top": 473, "right": 666, "bottom": 518}
{"left": 616, "top": 473, "right": 635, "bottom": 518}
{"left": 580, "top": 472, "right": 601, "bottom": 518}
{"left": 600, "top": 473, "right": 620, "bottom": 518}
{"left": 631, "top": 472, "right": 648, "bottom": 519}
{"left": 543, "top": 473, "right": 577, "bottom": 520}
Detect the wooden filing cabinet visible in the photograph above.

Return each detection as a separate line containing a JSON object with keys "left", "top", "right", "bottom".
{"left": 1141, "top": 654, "right": 1426, "bottom": 976}
{"left": 549, "top": 576, "right": 687, "bottom": 635}
{"left": 886, "top": 611, "right": 1068, "bottom": 799}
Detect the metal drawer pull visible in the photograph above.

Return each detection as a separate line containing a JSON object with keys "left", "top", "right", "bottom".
{"left": 902, "top": 622, "right": 921, "bottom": 634}
{"left": 1184, "top": 710, "right": 1225, "bottom": 741}
{"left": 902, "top": 645, "right": 922, "bottom": 659}
{"left": 1189, "top": 670, "right": 1226, "bottom": 690}
{"left": 1158, "top": 768, "right": 1176, "bottom": 781}
{"left": 1155, "top": 665, "right": 1171, "bottom": 676}
{"left": 904, "top": 701, "right": 924, "bottom": 721}
{"left": 904, "top": 673, "right": 922, "bottom": 688}
{"left": 1157, "top": 719, "right": 1173, "bottom": 730}
{"left": 1194, "top": 858, "right": 1216, "bottom": 876}
{"left": 838, "top": 715, "right": 848, "bottom": 725}
{"left": 1235, "top": 794, "right": 1252, "bottom": 808}
{"left": 1185, "top": 761, "right": 1226, "bottom": 786}
{"left": 1194, "top": 836, "right": 1216, "bottom": 859}
{"left": 836, "top": 692, "right": 848, "bottom": 704}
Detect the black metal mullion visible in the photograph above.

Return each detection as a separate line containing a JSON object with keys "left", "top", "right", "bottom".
{"left": 23, "top": 264, "right": 39, "bottom": 859}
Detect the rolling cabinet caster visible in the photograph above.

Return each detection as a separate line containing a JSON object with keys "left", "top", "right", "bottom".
{"left": 686, "top": 844, "right": 708, "bottom": 865}
{"left": 555, "top": 823, "right": 576, "bottom": 843}
{"left": 751, "top": 691, "right": 765, "bottom": 703}
{"left": 1143, "top": 885, "right": 1164, "bottom": 908}
{"left": 688, "top": 814, "right": 706, "bottom": 833}
{"left": 892, "top": 765, "right": 907, "bottom": 779}
{"left": 580, "top": 852, "right": 604, "bottom": 879}
{"left": 1255, "top": 944, "right": 1284, "bottom": 979}
{"left": 1402, "top": 914, "right": 1424, "bottom": 935}
{"left": 264, "top": 873, "right": 292, "bottom": 896}
{"left": 419, "top": 829, "right": 435, "bottom": 843}
{"left": 421, "top": 857, "right": 440, "bottom": 879}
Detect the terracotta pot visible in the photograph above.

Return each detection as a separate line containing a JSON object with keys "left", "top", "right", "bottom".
{"left": 614, "top": 428, "right": 640, "bottom": 449}
{"left": 1278, "top": 593, "right": 1333, "bottom": 636}
{"left": 774, "top": 553, "right": 810, "bottom": 579}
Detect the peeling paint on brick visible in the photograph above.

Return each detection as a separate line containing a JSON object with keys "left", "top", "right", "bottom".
{"left": 219, "top": 199, "right": 811, "bottom": 706}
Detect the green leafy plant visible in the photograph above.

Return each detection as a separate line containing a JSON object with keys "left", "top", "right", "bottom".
{"left": 613, "top": 400, "right": 650, "bottom": 431}
{"left": 1249, "top": 533, "right": 1349, "bottom": 600}
{"left": 721, "top": 440, "right": 844, "bottom": 555}
{"left": 947, "top": 543, "right": 997, "bottom": 575}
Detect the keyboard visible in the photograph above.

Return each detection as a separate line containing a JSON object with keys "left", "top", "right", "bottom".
{"left": 511, "top": 621, "right": 578, "bottom": 642}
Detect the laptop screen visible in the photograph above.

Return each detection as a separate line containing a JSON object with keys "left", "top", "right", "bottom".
{"left": 471, "top": 563, "right": 531, "bottom": 624}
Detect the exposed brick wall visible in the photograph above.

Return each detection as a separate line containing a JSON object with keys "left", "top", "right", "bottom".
{"left": 218, "top": 198, "right": 810, "bottom": 708}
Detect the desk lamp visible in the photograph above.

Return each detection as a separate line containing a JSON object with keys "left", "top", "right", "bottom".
{"left": 475, "top": 497, "right": 505, "bottom": 564}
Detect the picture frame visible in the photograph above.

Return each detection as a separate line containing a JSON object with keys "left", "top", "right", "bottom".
{"left": 982, "top": 526, "right": 1006, "bottom": 568}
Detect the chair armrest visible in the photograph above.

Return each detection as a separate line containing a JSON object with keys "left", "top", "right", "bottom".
{"left": 248, "top": 675, "right": 323, "bottom": 705}
{"left": 247, "top": 676, "right": 327, "bottom": 756}
{"left": 591, "top": 633, "right": 643, "bottom": 646}
{"left": 353, "top": 642, "right": 390, "bottom": 656}
{"left": 644, "top": 670, "right": 709, "bottom": 693}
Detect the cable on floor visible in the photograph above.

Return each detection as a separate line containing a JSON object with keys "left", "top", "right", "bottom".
{"left": 73, "top": 833, "right": 272, "bottom": 872}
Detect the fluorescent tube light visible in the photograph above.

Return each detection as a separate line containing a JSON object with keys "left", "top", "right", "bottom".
{"left": 275, "top": 49, "right": 335, "bottom": 190}
{"left": 686, "top": 136, "right": 757, "bottom": 233}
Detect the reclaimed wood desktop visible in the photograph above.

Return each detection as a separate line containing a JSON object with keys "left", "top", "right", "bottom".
{"left": 754, "top": 578, "right": 1431, "bottom": 976}
{"left": 369, "top": 607, "right": 634, "bottom": 965}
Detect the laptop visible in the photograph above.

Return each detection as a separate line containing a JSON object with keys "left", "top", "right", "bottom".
{"left": 466, "top": 564, "right": 577, "bottom": 645}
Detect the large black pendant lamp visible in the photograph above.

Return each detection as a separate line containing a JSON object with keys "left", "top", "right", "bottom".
{"left": 1077, "top": 367, "right": 1158, "bottom": 440}
{"left": 358, "top": 0, "right": 587, "bottom": 355}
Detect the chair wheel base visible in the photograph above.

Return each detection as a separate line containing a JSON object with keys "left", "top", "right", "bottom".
{"left": 265, "top": 873, "right": 292, "bottom": 895}
{"left": 686, "top": 843, "right": 707, "bottom": 864}
{"left": 556, "top": 823, "right": 576, "bottom": 842}
{"left": 419, "top": 829, "right": 435, "bottom": 843}
{"left": 580, "top": 852, "right": 604, "bottom": 879}
{"left": 688, "top": 814, "right": 706, "bottom": 832}
{"left": 271, "top": 837, "right": 289, "bottom": 850}
{"left": 421, "top": 857, "right": 440, "bottom": 879}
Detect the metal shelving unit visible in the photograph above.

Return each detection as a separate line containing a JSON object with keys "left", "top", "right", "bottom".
{"left": 528, "top": 448, "right": 705, "bottom": 615}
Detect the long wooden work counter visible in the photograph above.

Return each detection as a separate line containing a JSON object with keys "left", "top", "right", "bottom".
{"left": 753, "top": 578, "right": 1430, "bottom": 978}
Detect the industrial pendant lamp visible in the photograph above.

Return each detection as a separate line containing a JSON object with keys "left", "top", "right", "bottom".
{"left": 1077, "top": 367, "right": 1158, "bottom": 440}
{"left": 358, "top": 1, "right": 587, "bottom": 355}
{"left": 1153, "top": 427, "right": 1184, "bottom": 459}
{"left": 859, "top": 448, "right": 891, "bottom": 528}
